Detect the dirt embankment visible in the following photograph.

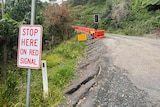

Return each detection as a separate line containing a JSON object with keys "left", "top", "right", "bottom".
{"left": 61, "top": 38, "right": 159, "bottom": 107}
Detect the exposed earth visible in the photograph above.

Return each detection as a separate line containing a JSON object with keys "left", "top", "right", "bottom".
{"left": 61, "top": 34, "right": 160, "bottom": 107}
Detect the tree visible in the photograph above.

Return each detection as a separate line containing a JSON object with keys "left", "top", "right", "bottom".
{"left": 44, "top": 3, "right": 73, "bottom": 47}
{"left": 0, "top": 0, "right": 46, "bottom": 75}
{"left": 5, "top": 0, "right": 46, "bottom": 23}
{"left": 5, "top": 0, "right": 31, "bottom": 22}
{"left": 0, "top": 1, "right": 47, "bottom": 106}
{"left": 0, "top": 14, "right": 22, "bottom": 76}
{"left": 1, "top": 0, "right": 7, "bottom": 78}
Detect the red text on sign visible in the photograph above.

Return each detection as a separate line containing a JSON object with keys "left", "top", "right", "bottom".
{"left": 21, "top": 39, "right": 38, "bottom": 46}
{"left": 20, "top": 58, "right": 37, "bottom": 65}
{"left": 20, "top": 49, "right": 27, "bottom": 55}
{"left": 22, "top": 28, "right": 38, "bottom": 36}
{"left": 29, "top": 49, "right": 39, "bottom": 56}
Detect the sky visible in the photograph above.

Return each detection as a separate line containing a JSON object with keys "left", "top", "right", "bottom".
{"left": 40, "top": 0, "right": 49, "bottom": 2}
{"left": 40, "top": 0, "right": 65, "bottom": 3}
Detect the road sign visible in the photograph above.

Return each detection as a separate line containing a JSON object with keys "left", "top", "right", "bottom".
{"left": 17, "top": 25, "right": 43, "bottom": 69}
{"left": 78, "top": 34, "right": 87, "bottom": 41}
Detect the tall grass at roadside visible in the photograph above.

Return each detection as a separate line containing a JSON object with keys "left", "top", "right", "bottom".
{"left": 8, "top": 36, "right": 86, "bottom": 107}
{"left": 41, "top": 37, "right": 86, "bottom": 106}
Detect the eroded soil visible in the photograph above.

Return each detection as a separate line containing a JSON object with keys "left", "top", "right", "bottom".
{"left": 61, "top": 36, "right": 160, "bottom": 107}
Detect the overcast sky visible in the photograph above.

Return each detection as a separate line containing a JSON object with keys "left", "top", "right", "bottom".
{"left": 40, "top": 0, "right": 49, "bottom": 2}
{"left": 40, "top": 0, "right": 65, "bottom": 3}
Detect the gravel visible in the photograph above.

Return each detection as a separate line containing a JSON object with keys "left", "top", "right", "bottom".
{"left": 60, "top": 39, "right": 159, "bottom": 107}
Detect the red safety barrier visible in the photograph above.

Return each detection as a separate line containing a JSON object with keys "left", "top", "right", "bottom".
{"left": 72, "top": 25, "right": 105, "bottom": 39}
{"left": 94, "top": 30, "right": 105, "bottom": 39}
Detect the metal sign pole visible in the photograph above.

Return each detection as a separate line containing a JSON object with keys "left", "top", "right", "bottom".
{"left": 26, "top": 0, "right": 36, "bottom": 107}
{"left": 31, "top": 0, "right": 36, "bottom": 25}
{"left": 26, "top": 68, "right": 31, "bottom": 107}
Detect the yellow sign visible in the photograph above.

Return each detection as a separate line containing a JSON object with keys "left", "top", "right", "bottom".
{"left": 78, "top": 34, "right": 87, "bottom": 41}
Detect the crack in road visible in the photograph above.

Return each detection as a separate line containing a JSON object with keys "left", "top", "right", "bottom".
{"left": 61, "top": 36, "right": 160, "bottom": 107}
{"left": 66, "top": 76, "right": 95, "bottom": 95}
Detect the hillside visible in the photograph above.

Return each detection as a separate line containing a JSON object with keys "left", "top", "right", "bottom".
{"left": 0, "top": 0, "right": 160, "bottom": 106}
{"left": 69, "top": 0, "right": 160, "bottom": 36}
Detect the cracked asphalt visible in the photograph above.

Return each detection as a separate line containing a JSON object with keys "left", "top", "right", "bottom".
{"left": 61, "top": 34, "right": 160, "bottom": 107}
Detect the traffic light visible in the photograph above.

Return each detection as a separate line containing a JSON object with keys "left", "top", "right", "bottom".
{"left": 94, "top": 14, "right": 99, "bottom": 23}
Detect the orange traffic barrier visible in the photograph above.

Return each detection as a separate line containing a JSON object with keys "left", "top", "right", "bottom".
{"left": 94, "top": 30, "right": 105, "bottom": 39}
{"left": 72, "top": 25, "right": 105, "bottom": 39}
{"left": 72, "top": 26, "right": 94, "bottom": 34}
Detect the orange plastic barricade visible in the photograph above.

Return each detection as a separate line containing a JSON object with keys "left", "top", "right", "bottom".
{"left": 72, "top": 25, "right": 105, "bottom": 39}
{"left": 72, "top": 26, "right": 94, "bottom": 34}
{"left": 94, "top": 30, "right": 105, "bottom": 39}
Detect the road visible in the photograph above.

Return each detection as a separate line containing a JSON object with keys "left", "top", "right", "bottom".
{"left": 62, "top": 34, "right": 160, "bottom": 107}
{"left": 103, "top": 34, "right": 160, "bottom": 103}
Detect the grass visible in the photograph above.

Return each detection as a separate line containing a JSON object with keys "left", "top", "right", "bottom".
{"left": 3, "top": 36, "right": 86, "bottom": 107}
{"left": 41, "top": 36, "right": 86, "bottom": 106}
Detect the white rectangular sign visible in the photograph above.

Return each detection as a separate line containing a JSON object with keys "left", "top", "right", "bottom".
{"left": 17, "top": 25, "right": 43, "bottom": 69}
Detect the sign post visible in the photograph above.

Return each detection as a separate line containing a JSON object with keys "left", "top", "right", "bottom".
{"left": 17, "top": 24, "right": 42, "bottom": 107}
{"left": 27, "top": 1, "right": 35, "bottom": 106}
{"left": 17, "top": 0, "right": 42, "bottom": 107}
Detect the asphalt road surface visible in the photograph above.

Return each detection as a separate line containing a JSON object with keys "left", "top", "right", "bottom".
{"left": 104, "top": 34, "right": 160, "bottom": 103}
{"left": 62, "top": 34, "right": 160, "bottom": 107}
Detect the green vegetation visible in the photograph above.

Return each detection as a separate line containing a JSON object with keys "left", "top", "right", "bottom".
{"left": 0, "top": 0, "right": 78, "bottom": 106}
{"left": 0, "top": 36, "right": 86, "bottom": 106}
{"left": 69, "top": 0, "right": 160, "bottom": 36}
{"left": 35, "top": 37, "right": 85, "bottom": 106}
{"left": 1, "top": 0, "right": 160, "bottom": 106}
